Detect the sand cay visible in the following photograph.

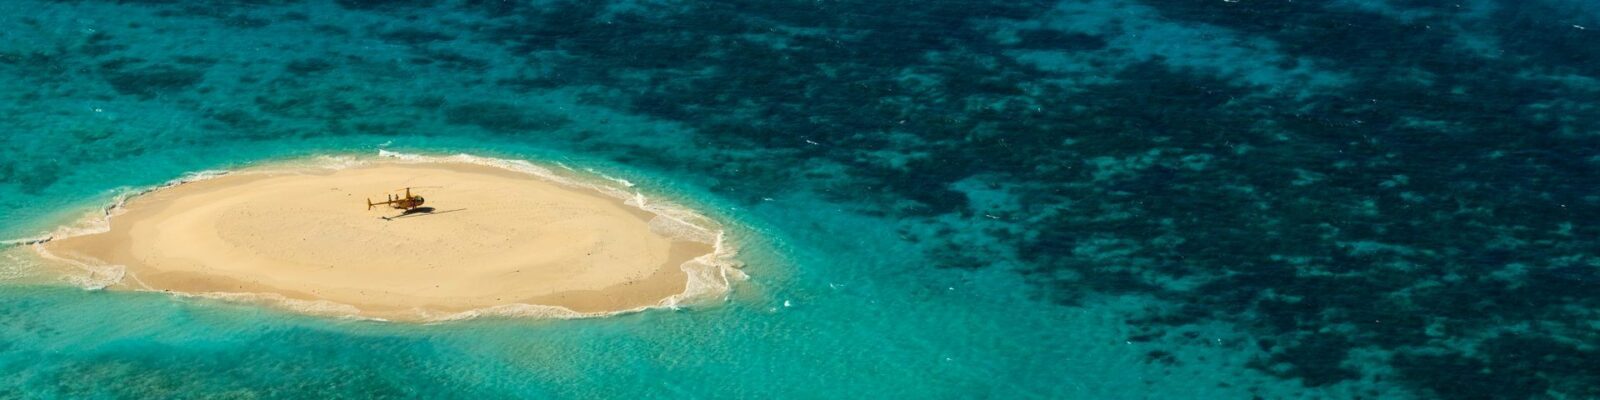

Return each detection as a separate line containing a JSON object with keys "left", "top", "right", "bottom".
{"left": 38, "top": 156, "right": 734, "bottom": 321}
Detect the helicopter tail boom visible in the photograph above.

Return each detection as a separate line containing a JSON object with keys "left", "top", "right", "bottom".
{"left": 367, "top": 190, "right": 422, "bottom": 211}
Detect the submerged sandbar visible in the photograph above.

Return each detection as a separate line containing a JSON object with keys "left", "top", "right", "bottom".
{"left": 40, "top": 157, "right": 730, "bottom": 321}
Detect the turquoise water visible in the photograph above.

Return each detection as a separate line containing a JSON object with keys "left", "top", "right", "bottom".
{"left": 1, "top": 143, "right": 1192, "bottom": 398}
{"left": 0, "top": 143, "right": 1134, "bottom": 397}
{"left": 4, "top": 0, "right": 1599, "bottom": 398}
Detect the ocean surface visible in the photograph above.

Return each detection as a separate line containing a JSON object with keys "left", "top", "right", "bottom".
{"left": 0, "top": 0, "right": 1596, "bottom": 398}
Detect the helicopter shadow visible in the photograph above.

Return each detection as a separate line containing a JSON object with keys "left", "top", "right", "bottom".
{"left": 380, "top": 207, "right": 467, "bottom": 221}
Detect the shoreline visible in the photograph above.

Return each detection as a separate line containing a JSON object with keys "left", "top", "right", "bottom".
{"left": 24, "top": 151, "right": 744, "bottom": 322}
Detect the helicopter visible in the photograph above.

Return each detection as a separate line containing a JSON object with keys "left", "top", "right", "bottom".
{"left": 367, "top": 187, "right": 426, "bottom": 212}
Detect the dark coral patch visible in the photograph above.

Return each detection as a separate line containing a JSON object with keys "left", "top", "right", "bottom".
{"left": 443, "top": 102, "right": 569, "bottom": 134}
{"left": 100, "top": 62, "right": 206, "bottom": 98}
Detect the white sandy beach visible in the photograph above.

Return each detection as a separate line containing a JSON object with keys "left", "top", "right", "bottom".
{"left": 40, "top": 160, "right": 722, "bottom": 321}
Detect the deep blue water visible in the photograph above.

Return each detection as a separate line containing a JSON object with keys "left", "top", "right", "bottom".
{"left": 1, "top": 0, "right": 1598, "bottom": 398}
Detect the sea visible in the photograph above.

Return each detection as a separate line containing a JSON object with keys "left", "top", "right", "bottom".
{"left": 1, "top": 0, "right": 1596, "bottom": 398}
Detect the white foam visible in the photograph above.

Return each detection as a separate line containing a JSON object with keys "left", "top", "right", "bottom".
{"left": 19, "top": 169, "right": 237, "bottom": 290}
{"left": 1, "top": 235, "right": 52, "bottom": 248}
{"left": 308, "top": 154, "right": 369, "bottom": 170}
{"left": 649, "top": 215, "right": 717, "bottom": 244}
{"left": 585, "top": 167, "right": 637, "bottom": 187}
{"left": 0, "top": 251, "right": 41, "bottom": 281}
{"left": 28, "top": 169, "right": 234, "bottom": 245}
{"left": 176, "top": 291, "right": 366, "bottom": 319}
{"left": 30, "top": 246, "right": 126, "bottom": 290}
{"left": 423, "top": 303, "right": 593, "bottom": 321}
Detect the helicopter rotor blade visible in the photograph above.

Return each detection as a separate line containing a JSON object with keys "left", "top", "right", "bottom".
{"left": 393, "top": 186, "right": 443, "bottom": 192}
